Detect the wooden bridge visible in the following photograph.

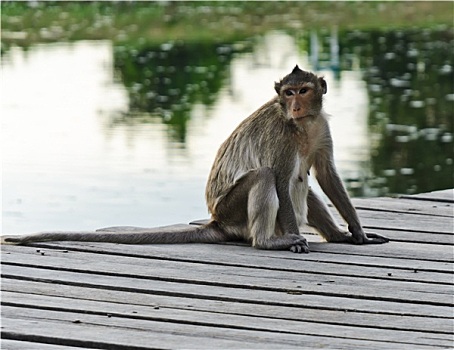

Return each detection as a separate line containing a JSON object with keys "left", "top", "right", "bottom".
{"left": 1, "top": 189, "right": 453, "bottom": 349}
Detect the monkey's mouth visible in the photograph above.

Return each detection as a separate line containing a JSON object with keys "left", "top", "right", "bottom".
{"left": 293, "top": 114, "right": 314, "bottom": 120}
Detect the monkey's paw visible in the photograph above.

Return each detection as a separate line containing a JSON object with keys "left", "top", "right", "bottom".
{"left": 289, "top": 235, "right": 310, "bottom": 253}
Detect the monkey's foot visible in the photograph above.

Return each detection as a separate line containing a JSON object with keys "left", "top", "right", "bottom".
{"left": 254, "top": 234, "right": 309, "bottom": 253}
{"left": 289, "top": 234, "right": 310, "bottom": 253}
{"left": 290, "top": 242, "right": 309, "bottom": 253}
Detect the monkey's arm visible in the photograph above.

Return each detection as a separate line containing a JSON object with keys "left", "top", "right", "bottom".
{"left": 313, "top": 143, "right": 388, "bottom": 245}
{"left": 307, "top": 189, "right": 349, "bottom": 242}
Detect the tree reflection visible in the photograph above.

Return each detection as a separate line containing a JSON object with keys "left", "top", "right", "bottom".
{"left": 341, "top": 29, "right": 454, "bottom": 195}
{"left": 113, "top": 42, "right": 250, "bottom": 142}
{"left": 112, "top": 28, "right": 453, "bottom": 196}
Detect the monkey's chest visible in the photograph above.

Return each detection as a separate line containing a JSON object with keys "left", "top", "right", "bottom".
{"left": 290, "top": 155, "right": 310, "bottom": 187}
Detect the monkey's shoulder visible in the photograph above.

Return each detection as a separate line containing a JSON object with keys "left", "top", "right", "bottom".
{"left": 249, "top": 97, "right": 284, "bottom": 123}
{"left": 233, "top": 98, "right": 288, "bottom": 135}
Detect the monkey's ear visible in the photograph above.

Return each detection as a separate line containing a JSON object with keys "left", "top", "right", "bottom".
{"left": 319, "top": 77, "right": 327, "bottom": 94}
{"left": 274, "top": 81, "right": 282, "bottom": 95}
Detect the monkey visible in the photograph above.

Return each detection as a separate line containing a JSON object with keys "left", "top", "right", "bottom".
{"left": 2, "top": 65, "right": 388, "bottom": 253}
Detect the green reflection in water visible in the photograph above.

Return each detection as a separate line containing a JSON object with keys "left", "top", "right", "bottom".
{"left": 343, "top": 29, "right": 453, "bottom": 195}
{"left": 2, "top": 1, "right": 453, "bottom": 197}
{"left": 113, "top": 42, "right": 251, "bottom": 143}
{"left": 112, "top": 28, "right": 453, "bottom": 196}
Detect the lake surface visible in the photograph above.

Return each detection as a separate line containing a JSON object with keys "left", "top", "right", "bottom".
{"left": 2, "top": 29, "right": 453, "bottom": 234}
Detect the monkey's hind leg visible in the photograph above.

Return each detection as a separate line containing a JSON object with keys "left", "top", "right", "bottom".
{"left": 216, "top": 168, "right": 308, "bottom": 253}
{"left": 251, "top": 169, "right": 308, "bottom": 253}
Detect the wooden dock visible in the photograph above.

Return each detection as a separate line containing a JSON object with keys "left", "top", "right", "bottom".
{"left": 1, "top": 189, "right": 453, "bottom": 349}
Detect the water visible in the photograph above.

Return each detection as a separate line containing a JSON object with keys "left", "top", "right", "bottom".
{"left": 2, "top": 30, "right": 453, "bottom": 234}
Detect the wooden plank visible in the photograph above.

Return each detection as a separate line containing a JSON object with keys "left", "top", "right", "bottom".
{"left": 309, "top": 241, "right": 453, "bottom": 262}
{"left": 2, "top": 264, "right": 451, "bottom": 318}
{"left": 359, "top": 228, "right": 453, "bottom": 245}
{"left": 400, "top": 189, "right": 454, "bottom": 202}
{"left": 344, "top": 210, "right": 453, "bottom": 235}
{"left": 1, "top": 309, "right": 283, "bottom": 350}
{"left": 0, "top": 340, "right": 91, "bottom": 350}
{"left": 4, "top": 306, "right": 429, "bottom": 350}
{"left": 3, "top": 291, "right": 452, "bottom": 347}
{"left": 8, "top": 240, "right": 452, "bottom": 274}
{"left": 4, "top": 278, "right": 451, "bottom": 335}
{"left": 2, "top": 189, "right": 453, "bottom": 349}
{"left": 351, "top": 197, "right": 454, "bottom": 217}
{"left": 3, "top": 245, "right": 452, "bottom": 285}
{"left": 2, "top": 248, "right": 452, "bottom": 300}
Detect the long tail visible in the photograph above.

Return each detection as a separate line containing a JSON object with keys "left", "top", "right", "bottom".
{"left": 1, "top": 222, "right": 228, "bottom": 245}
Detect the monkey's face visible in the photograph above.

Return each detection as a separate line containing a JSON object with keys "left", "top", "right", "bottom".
{"left": 275, "top": 66, "right": 327, "bottom": 122}
{"left": 281, "top": 82, "right": 319, "bottom": 120}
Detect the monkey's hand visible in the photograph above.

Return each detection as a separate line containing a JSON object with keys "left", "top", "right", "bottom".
{"left": 348, "top": 225, "right": 389, "bottom": 245}
{"left": 289, "top": 234, "right": 310, "bottom": 253}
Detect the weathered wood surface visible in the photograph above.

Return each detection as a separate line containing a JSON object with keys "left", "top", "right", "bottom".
{"left": 1, "top": 189, "right": 453, "bottom": 349}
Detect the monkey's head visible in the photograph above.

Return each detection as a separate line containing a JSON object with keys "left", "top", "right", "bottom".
{"left": 274, "top": 65, "right": 327, "bottom": 122}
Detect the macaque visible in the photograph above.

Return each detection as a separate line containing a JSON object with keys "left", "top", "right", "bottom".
{"left": 2, "top": 66, "right": 388, "bottom": 252}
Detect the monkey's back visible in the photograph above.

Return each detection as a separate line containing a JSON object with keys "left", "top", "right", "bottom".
{"left": 205, "top": 97, "right": 298, "bottom": 214}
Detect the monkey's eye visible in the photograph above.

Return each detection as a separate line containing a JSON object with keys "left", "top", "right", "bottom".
{"left": 299, "top": 88, "right": 308, "bottom": 94}
{"left": 285, "top": 90, "right": 294, "bottom": 96}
